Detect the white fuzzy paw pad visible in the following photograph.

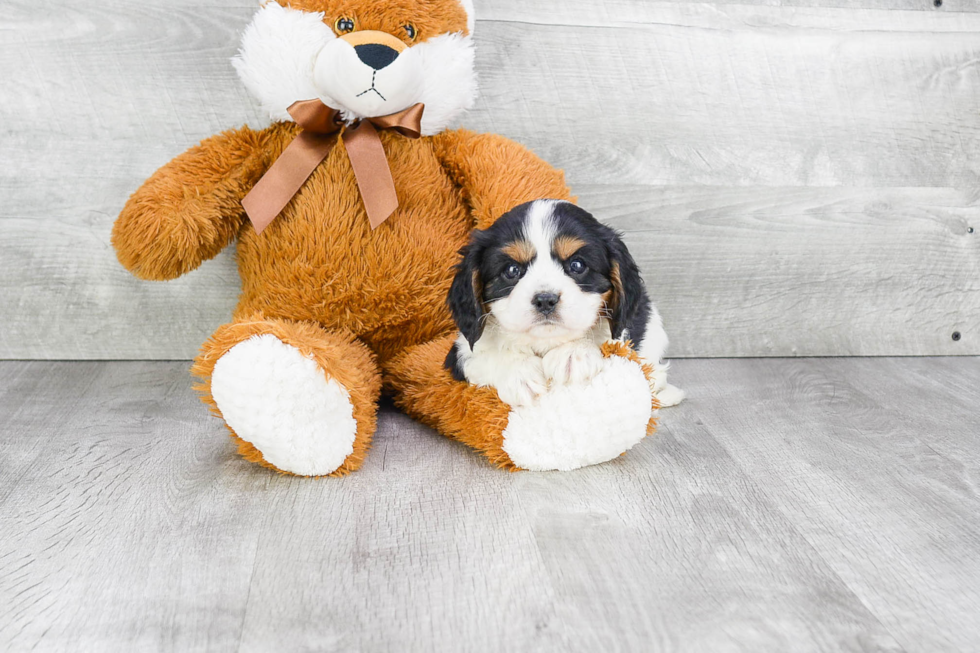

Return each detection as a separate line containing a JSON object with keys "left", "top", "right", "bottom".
{"left": 502, "top": 355, "right": 653, "bottom": 472}
{"left": 210, "top": 334, "right": 358, "bottom": 476}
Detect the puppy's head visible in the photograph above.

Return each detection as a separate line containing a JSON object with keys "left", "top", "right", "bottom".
{"left": 448, "top": 200, "right": 646, "bottom": 348}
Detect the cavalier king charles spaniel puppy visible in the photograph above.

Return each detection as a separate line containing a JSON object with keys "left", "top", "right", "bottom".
{"left": 445, "top": 199, "right": 684, "bottom": 408}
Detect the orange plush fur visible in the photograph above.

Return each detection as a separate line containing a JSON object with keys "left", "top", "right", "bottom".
{"left": 113, "top": 0, "right": 654, "bottom": 474}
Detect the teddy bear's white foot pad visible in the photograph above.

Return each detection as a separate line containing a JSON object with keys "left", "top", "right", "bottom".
{"left": 501, "top": 355, "right": 653, "bottom": 472}
{"left": 211, "top": 334, "right": 358, "bottom": 476}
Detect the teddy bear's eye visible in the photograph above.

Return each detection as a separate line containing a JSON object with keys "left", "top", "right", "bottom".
{"left": 404, "top": 24, "right": 417, "bottom": 40}
{"left": 335, "top": 17, "right": 355, "bottom": 34}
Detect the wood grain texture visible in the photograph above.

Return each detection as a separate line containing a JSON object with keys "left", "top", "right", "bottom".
{"left": 683, "top": 356, "right": 980, "bottom": 653}
{"left": 3, "top": 358, "right": 980, "bottom": 651}
{"left": 602, "top": 185, "right": 980, "bottom": 356}
{"left": 1, "top": 0, "right": 979, "bottom": 358}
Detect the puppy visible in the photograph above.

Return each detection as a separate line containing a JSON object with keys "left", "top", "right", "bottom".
{"left": 445, "top": 199, "right": 684, "bottom": 408}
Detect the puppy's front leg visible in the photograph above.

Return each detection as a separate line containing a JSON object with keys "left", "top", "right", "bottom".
{"left": 541, "top": 339, "right": 605, "bottom": 387}
{"left": 464, "top": 351, "right": 549, "bottom": 407}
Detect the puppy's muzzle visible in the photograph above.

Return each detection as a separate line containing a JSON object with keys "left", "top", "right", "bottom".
{"left": 532, "top": 292, "right": 561, "bottom": 315}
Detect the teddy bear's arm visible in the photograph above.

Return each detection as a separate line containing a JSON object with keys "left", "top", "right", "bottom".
{"left": 112, "top": 126, "right": 272, "bottom": 281}
{"left": 432, "top": 129, "right": 574, "bottom": 229}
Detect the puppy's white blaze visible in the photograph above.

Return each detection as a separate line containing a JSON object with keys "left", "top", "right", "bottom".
{"left": 523, "top": 199, "right": 558, "bottom": 251}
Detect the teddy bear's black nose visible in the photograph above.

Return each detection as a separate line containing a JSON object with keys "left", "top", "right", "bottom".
{"left": 354, "top": 44, "right": 400, "bottom": 71}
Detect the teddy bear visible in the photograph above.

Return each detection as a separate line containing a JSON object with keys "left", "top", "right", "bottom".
{"left": 111, "top": 0, "right": 662, "bottom": 476}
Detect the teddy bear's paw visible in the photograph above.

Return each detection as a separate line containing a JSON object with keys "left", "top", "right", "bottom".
{"left": 501, "top": 354, "right": 653, "bottom": 472}
{"left": 210, "top": 334, "right": 358, "bottom": 476}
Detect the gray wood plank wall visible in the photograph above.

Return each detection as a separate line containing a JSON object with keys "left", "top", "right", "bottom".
{"left": 1, "top": 0, "right": 978, "bottom": 359}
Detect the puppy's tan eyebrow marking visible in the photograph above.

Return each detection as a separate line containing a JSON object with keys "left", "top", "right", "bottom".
{"left": 554, "top": 235, "right": 587, "bottom": 260}
{"left": 501, "top": 240, "right": 536, "bottom": 264}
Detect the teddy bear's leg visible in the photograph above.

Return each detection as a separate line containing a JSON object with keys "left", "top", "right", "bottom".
{"left": 192, "top": 318, "right": 381, "bottom": 477}
{"left": 384, "top": 335, "right": 516, "bottom": 468}
{"left": 384, "top": 335, "right": 658, "bottom": 472}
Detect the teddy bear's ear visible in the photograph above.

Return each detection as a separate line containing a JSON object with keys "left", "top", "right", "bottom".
{"left": 232, "top": 2, "right": 336, "bottom": 122}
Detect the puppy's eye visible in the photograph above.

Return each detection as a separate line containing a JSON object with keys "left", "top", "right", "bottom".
{"left": 502, "top": 263, "right": 522, "bottom": 280}
{"left": 404, "top": 24, "right": 418, "bottom": 40}
{"left": 569, "top": 259, "right": 588, "bottom": 275}
{"left": 335, "top": 17, "right": 356, "bottom": 34}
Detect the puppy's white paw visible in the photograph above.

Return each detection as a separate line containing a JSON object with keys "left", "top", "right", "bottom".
{"left": 542, "top": 340, "right": 604, "bottom": 387}
{"left": 493, "top": 358, "right": 549, "bottom": 407}
{"left": 649, "top": 363, "right": 685, "bottom": 407}
{"left": 656, "top": 383, "right": 686, "bottom": 407}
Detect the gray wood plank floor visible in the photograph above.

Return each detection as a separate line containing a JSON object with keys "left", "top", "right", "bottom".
{"left": 1, "top": 358, "right": 978, "bottom": 652}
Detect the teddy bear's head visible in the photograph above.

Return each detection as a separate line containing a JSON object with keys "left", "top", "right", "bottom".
{"left": 234, "top": 0, "right": 476, "bottom": 136}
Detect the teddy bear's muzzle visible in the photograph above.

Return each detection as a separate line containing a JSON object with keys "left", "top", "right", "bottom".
{"left": 314, "top": 31, "right": 423, "bottom": 119}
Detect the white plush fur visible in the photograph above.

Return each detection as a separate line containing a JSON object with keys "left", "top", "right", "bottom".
{"left": 233, "top": 1, "right": 477, "bottom": 135}
{"left": 210, "top": 334, "right": 358, "bottom": 476}
{"left": 314, "top": 36, "right": 424, "bottom": 120}
{"left": 232, "top": 3, "right": 334, "bottom": 123}
{"left": 501, "top": 354, "right": 653, "bottom": 472}
{"left": 414, "top": 32, "right": 478, "bottom": 135}
{"left": 459, "top": 0, "right": 475, "bottom": 33}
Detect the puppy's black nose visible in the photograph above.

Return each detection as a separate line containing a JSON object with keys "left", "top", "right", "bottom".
{"left": 354, "top": 44, "right": 399, "bottom": 70}
{"left": 532, "top": 292, "right": 560, "bottom": 315}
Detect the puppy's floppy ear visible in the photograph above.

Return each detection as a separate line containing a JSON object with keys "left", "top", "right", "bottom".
{"left": 601, "top": 226, "right": 649, "bottom": 343}
{"left": 447, "top": 241, "right": 487, "bottom": 348}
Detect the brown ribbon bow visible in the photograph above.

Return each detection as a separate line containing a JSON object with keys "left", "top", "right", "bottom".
{"left": 242, "top": 100, "right": 424, "bottom": 234}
